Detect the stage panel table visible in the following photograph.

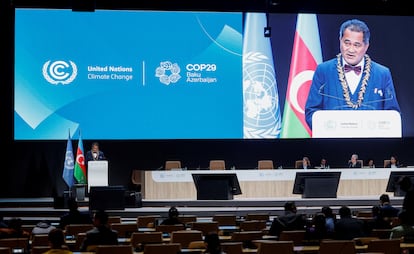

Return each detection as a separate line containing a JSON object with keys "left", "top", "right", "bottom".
{"left": 142, "top": 168, "right": 411, "bottom": 200}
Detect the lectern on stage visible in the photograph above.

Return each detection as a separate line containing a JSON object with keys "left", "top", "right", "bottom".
{"left": 293, "top": 171, "right": 341, "bottom": 198}
{"left": 87, "top": 160, "right": 109, "bottom": 191}
{"left": 192, "top": 173, "right": 242, "bottom": 200}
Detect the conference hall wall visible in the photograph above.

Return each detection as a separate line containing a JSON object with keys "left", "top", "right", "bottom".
{"left": 3, "top": 3, "right": 414, "bottom": 197}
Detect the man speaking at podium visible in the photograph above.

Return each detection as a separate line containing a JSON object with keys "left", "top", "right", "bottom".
{"left": 305, "top": 19, "right": 401, "bottom": 130}
{"left": 86, "top": 142, "right": 106, "bottom": 163}
{"left": 86, "top": 142, "right": 109, "bottom": 189}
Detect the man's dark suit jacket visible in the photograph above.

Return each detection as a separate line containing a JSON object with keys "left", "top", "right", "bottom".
{"left": 85, "top": 150, "right": 105, "bottom": 163}
{"left": 268, "top": 211, "right": 307, "bottom": 237}
{"left": 334, "top": 217, "right": 365, "bottom": 240}
{"left": 348, "top": 162, "right": 362, "bottom": 168}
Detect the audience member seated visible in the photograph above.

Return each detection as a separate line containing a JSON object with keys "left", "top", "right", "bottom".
{"left": 385, "top": 155, "right": 402, "bottom": 168}
{"left": 204, "top": 232, "right": 224, "bottom": 254}
{"left": 363, "top": 194, "right": 398, "bottom": 235}
{"left": 43, "top": 228, "right": 72, "bottom": 254}
{"left": 399, "top": 176, "right": 414, "bottom": 225}
{"left": 268, "top": 201, "right": 307, "bottom": 237}
{"left": 364, "top": 205, "right": 392, "bottom": 235}
{"left": 390, "top": 210, "right": 414, "bottom": 242}
{"left": 59, "top": 198, "right": 93, "bottom": 229}
{"left": 0, "top": 217, "right": 30, "bottom": 239}
{"left": 334, "top": 206, "right": 365, "bottom": 240}
{"left": 32, "top": 220, "right": 56, "bottom": 236}
{"left": 80, "top": 210, "right": 118, "bottom": 251}
{"left": 160, "top": 207, "right": 184, "bottom": 226}
{"left": 321, "top": 206, "right": 336, "bottom": 235}
{"left": 379, "top": 193, "right": 399, "bottom": 218}
{"left": 304, "top": 213, "right": 332, "bottom": 245}
{"left": 348, "top": 154, "right": 362, "bottom": 168}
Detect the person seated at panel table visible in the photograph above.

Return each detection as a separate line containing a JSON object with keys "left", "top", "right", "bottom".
{"left": 348, "top": 154, "right": 362, "bottom": 168}
{"left": 316, "top": 158, "right": 330, "bottom": 169}
{"left": 366, "top": 158, "right": 375, "bottom": 168}
{"left": 85, "top": 142, "right": 106, "bottom": 163}
{"left": 385, "top": 155, "right": 402, "bottom": 168}
{"left": 301, "top": 157, "right": 313, "bottom": 169}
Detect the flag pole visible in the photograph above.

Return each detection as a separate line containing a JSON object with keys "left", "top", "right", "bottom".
{"left": 73, "top": 128, "right": 87, "bottom": 201}
{"left": 62, "top": 128, "right": 75, "bottom": 198}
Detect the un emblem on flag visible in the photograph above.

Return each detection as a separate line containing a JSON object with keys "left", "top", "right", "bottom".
{"left": 243, "top": 52, "right": 281, "bottom": 138}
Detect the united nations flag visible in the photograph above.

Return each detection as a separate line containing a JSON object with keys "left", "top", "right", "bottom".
{"left": 242, "top": 13, "right": 282, "bottom": 138}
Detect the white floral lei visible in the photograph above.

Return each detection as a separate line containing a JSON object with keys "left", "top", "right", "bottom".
{"left": 336, "top": 53, "right": 371, "bottom": 109}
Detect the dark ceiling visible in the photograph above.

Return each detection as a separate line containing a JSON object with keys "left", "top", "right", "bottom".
{"left": 8, "top": 0, "right": 414, "bottom": 16}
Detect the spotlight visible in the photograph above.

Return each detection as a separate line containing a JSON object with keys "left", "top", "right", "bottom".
{"left": 270, "top": 0, "right": 281, "bottom": 6}
{"left": 264, "top": 27, "right": 271, "bottom": 37}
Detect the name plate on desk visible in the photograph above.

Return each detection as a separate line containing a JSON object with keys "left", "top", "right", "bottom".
{"left": 312, "top": 110, "right": 401, "bottom": 138}
{"left": 149, "top": 168, "right": 401, "bottom": 182}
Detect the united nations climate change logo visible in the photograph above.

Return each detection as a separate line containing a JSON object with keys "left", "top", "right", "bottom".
{"left": 155, "top": 61, "right": 181, "bottom": 85}
{"left": 42, "top": 60, "right": 78, "bottom": 85}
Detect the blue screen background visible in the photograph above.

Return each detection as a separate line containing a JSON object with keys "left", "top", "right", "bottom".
{"left": 15, "top": 9, "right": 243, "bottom": 139}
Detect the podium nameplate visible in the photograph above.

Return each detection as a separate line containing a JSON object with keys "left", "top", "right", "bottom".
{"left": 312, "top": 110, "right": 401, "bottom": 138}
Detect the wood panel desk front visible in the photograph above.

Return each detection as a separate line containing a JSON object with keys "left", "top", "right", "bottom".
{"left": 142, "top": 168, "right": 412, "bottom": 199}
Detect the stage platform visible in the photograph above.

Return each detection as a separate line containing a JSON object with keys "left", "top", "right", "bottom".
{"left": 1, "top": 168, "right": 409, "bottom": 225}
{"left": 0, "top": 195, "right": 404, "bottom": 226}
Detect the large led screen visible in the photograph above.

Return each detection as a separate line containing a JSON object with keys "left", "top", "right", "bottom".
{"left": 14, "top": 10, "right": 414, "bottom": 139}
{"left": 15, "top": 9, "right": 243, "bottom": 140}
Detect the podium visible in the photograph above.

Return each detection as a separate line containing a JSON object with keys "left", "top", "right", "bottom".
{"left": 88, "top": 160, "right": 109, "bottom": 192}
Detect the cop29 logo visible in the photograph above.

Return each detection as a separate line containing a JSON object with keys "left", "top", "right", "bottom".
{"left": 42, "top": 60, "right": 78, "bottom": 85}
{"left": 155, "top": 61, "right": 181, "bottom": 85}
